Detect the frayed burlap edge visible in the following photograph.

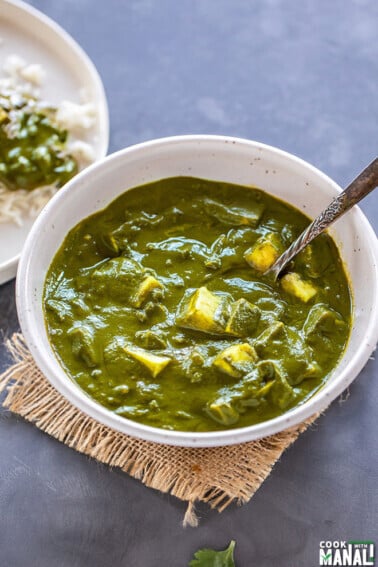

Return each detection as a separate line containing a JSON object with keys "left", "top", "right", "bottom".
{"left": 0, "top": 333, "right": 320, "bottom": 527}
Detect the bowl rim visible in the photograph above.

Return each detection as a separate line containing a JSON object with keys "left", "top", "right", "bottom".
{"left": 16, "top": 135, "right": 378, "bottom": 447}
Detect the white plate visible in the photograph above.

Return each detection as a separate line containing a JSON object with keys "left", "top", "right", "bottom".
{"left": 0, "top": 0, "right": 109, "bottom": 285}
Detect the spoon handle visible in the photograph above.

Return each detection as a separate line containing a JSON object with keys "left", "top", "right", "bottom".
{"left": 269, "top": 157, "right": 378, "bottom": 279}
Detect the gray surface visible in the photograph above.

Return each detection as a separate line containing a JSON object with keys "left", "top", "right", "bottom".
{"left": 0, "top": 0, "right": 377, "bottom": 565}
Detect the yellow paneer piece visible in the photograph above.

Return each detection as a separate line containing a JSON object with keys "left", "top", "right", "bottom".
{"left": 207, "top": 399, "right": 239, "bottom": 426}
{"left": 124, "top": 346, "right": 171, "bottom": 377}
{"left": 281, "top": 272, "right": 317, "bottom": 303}
{"left": 213, "top": 343, "right": 258, "bottom": 378}
{"left": 133, "top": 275, "right": 164, "bottom": 307}
{"left": 255, "top": 380, "right": 275, "bottom": 398}
{"left": 176, "top": 286, "right": 225, "bottom": 334}
{"left": 244, "top": 233, "right": 281, "bottom": 272}
{"left": 0, "top": 108, "right": 8, "bottom": 124}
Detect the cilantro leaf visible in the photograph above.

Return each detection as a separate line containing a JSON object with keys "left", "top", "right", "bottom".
{"left": 189, "top": 540, "right": 236, "bottom": 567}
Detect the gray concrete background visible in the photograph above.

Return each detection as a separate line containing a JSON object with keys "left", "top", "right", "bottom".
{"left": 0, "top": 1, "right": 377, "bottom": 565}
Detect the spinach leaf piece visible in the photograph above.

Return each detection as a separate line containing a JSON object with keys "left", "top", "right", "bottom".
{"left": 189, "top": 540, "right": 236, "bottom": 567}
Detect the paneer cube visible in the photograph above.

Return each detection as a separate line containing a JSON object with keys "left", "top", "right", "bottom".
{"left": 281, "top": 272, "right": 317, "bottom": 303}
{"left": 133, "top": 275, "right": 164, "bottom": 307}
{"left": 268, "top": 366, "right": 296, "bottom": 409}
{"left": 69, "top": 326, "right": 98, "bottom": 368}
{"left": 206, "top": 398, "right": 240, "bottom": 426}
{"left": 176, "top": 287, "right": 230, "bottom": 334}
{"left": 124, "top": 346, "right": 171, "bottom": 377}
{"left": 255, "top": 380, "right": 275, "bottom": 398}
{"left": 225, "top": 298, "right": 261, "bottom": 337}
{"left": 213, "top": 343, "right": 258, "bottom": 378}
{"left": 254, "top": 324, "right": 316, "bottom": 386}
{"left": 135, "top": 330, "right": 167, "bottom": 349}
{"left": 0, "top": 107, "right": 8, "bottom": 124}
{"left": 303, "top": 303, "right": 345, "bottom": 337}
{"left": 244, "top": 233, "right": 282, "bottom": 272}
{"left": 254, "top": 321, "right": 285, "bottom": 355}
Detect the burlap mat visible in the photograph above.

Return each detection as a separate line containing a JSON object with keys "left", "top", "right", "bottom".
{"left": 0, "top": 333, "right": 320, "bottom": 526}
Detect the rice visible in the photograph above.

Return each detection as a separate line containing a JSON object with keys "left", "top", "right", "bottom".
{"left": 3, "top": 54, "right": 26, "bottom": 77}
{"left": 0, "top": 54, "right": 97, "bottom": 226}
{"left": 68, "top": 140, "right": 96, "bottom": 163}
{"left": 55, "top": 100, "right": 97, "bottom": 131}
{"left": 19, "top": 63, "right": 45, "bottom": 86}
{"left": 0, "top": 183, "right": 57, "bottom": 226}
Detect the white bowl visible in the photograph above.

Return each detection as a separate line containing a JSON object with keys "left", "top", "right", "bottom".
{"left": 16, "top": 136, "right": 378, "bottom": 447}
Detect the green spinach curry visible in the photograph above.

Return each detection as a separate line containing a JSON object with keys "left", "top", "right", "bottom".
{"left": 44, "top": 177, "right": 352, "bottom": 432}
{"left": 0, "top": 91, "right": 77, "bottom": 191}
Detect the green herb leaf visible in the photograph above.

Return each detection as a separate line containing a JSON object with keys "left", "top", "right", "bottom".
{"left": 189, "top": 540, "right": 236, "bottom": 567}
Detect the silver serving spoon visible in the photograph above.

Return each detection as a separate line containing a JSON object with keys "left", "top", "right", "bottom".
{"left": 267, "top": 157, "right": 378, "bottom": 279}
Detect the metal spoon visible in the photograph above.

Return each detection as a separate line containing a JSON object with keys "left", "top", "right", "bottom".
{"left": 266, "top": 157, "right": 378, "bottom": 279}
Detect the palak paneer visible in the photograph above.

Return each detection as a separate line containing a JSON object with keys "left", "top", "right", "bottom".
{"left": 44, "top": 177, "right": 352, "bottom": 432}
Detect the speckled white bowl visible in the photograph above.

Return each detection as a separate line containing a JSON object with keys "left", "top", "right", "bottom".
{"left": 16, "top": 136, "right": 378, "bottom": 447}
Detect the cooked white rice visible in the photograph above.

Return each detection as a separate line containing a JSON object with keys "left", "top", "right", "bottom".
{"left": 0, "top": 54, "right": 96, "bottom": 225}
{"left": 56, "top": 100, "right": 97, "bottom": 131}
{"left": 0, "top": 183, "right": 57, "bottom": 226}
{"left": 19, "top": 63, "right": 45, "bottom": 86}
